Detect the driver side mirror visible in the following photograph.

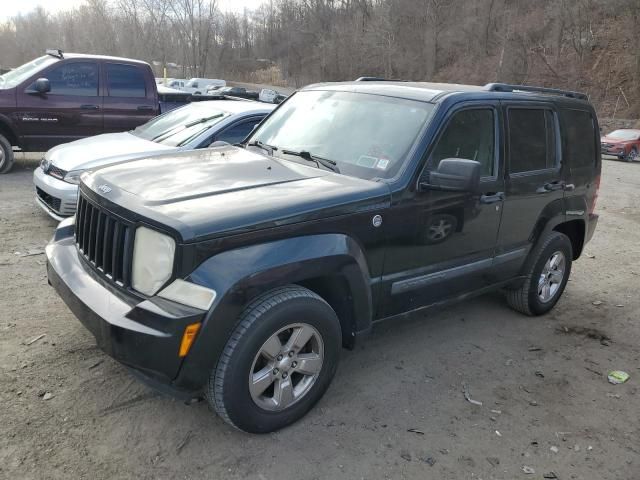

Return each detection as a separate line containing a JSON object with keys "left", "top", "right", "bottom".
{"left": 30, "top": 78, "right": 51, "bottom": 95}
{"left": 419, "top": 158, "right": 481, "bottom": 192}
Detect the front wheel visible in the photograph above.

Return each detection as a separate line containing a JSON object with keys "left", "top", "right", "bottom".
{"left": 506, "top": 232, "right": 572, "bottom": 316}
{"left": 626, "top": 147, "right": 638, "bottom": 162}
{"left": 208, "top": 285, "right": 341, "bottom": 433}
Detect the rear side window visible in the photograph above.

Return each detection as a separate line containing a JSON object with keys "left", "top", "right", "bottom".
{"left": 216, "top": 119, "right": 262, "bottom": 144}
{"left": 562, "top": 109, "right": 596, "bottom": 167}
{"left": 46, "top": 62, "right": 98, "bottom": 96}
{"left": 106, "top": 64, "right": 146, "bottom": 97}
{"left": 508, "top": 108, "right": 557, "bottom": 173}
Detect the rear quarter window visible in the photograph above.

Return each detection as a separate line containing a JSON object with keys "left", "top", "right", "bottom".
{"left": 561, "top": 109, "right": 597, "bottom": 168}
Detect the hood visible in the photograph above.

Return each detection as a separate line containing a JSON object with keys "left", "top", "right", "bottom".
{"left": 83, "top": 146, "right": 390, "bottom": 242}
{"left": 47, "top": 132, "right": 174, "bottom": 171}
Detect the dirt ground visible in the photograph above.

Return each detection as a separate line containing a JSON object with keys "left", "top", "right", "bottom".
{"left": 1, "top": 154, "right": 638, "bottom": 480}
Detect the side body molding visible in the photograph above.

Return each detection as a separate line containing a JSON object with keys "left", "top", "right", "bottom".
{"left": 174, "top": 234, "right": 373, "bottom": 391}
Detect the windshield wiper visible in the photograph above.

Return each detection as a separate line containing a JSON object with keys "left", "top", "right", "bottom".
{"left": 247, "top": 139, "right": 278, "bottom": 155}
{"left": 281, "top": 149, "right": 340, "bottom": 173}
{"left": 151, "top": 114, "right": 224, "bottom": 142}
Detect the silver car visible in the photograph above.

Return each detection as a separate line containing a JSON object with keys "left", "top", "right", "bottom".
{"left": 34, "top": 100, "right": 275, "bottom": 220}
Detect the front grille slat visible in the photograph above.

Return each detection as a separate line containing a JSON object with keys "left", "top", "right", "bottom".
{"left": 102, "top": 216, "right": 113, "bottom": 274}
{"left": 82, "top": 201, "right": 91, "bottom": 253}
{"left": 112, "top": 222, "right": 123, "bottom": 282}
{"left": 75, "top": 192, "right": 132, "bottom": 287}
{"left": 94, "top": 212, "right": 105, "bottom": 269}
{"left": 121, "top": 226, "right": 132, "bottom": 286}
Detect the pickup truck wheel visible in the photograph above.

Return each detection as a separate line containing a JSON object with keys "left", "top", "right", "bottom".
{"left": 208, "top": 285, "right": 341, "bottom": 433}
{"left": 506, "top": 232, "right": 572, "bottom": 316}
{"left": 0, "top": 134, "right": 14, "bottom": 174}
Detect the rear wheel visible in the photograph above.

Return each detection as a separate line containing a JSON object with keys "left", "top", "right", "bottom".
{"left": 0, "top": 134, "right": 14, "bottom": 174}
{"left": 208, "top": 285, "right": 341, "bottom": 433}
{"left": 506, "top": 232, "right": 572, "bottom": 316}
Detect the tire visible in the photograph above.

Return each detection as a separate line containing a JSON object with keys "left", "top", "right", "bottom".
{"left": 208, "top": 285, "right": 342, "bottom": 433}
{"left": 625, "top": 147, "right": 638, "bottom": 163}
{"left": 0, "top": 133, "right": 14, "bottom": 174}
{"left": 506, "top": 232, "right": 572, "bottom": 316}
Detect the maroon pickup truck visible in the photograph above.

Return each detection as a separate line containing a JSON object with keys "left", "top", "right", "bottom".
{"left": 0, "top": 50, "right": 160, "bottom": 173}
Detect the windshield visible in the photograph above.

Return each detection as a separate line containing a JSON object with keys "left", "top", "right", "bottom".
{"left": 606, "top": 130, "right": 640, "bottom": 141}
{"left": 0, "top": 55, "right": 58, "bottom": 89}
{"left": 248, "top": 90, "right": 435, "bottom": 180}
{"left": 132, "top": 103, "right": 229, "bottom": 144}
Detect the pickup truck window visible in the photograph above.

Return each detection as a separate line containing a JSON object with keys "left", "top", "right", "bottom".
{"left": 0, "top": 55, "right": 58, "bottom": 89}
{"left": 46, "top": 62, "right": 99, "bottom": 96}
{"left": 250, "top": 90, "right": 435, "bottom": 180}
{"left": 106, "top": 64, "right": 146, "bottom": 97}
{"left": 131, "top": 102, "right": 229, "bottom": 144}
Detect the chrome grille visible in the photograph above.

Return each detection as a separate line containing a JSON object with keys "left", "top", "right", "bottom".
{"left": 75, "top": 193, "right": 132, "bottom": 286}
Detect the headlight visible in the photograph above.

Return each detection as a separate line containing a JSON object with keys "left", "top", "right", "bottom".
{"left": 64, "top": 170, "right": 84, "bottom": 185}
{"left": 131, "top": 226, "right": 176, "bottom": 296}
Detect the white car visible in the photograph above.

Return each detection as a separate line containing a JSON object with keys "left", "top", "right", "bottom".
{"left": 182, "top": 78, "right": 226, "bottom": 95}
{"left": 34, "top": 100, "right": 274, "bottom": 220}
{"left": 165, "top": 78, "right": 187, "bottom": 89}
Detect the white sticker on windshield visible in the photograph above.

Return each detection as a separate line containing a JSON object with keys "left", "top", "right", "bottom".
{"left": 357, "top": 155, "right": 378, "bottom": 167}
{"left": 376, "top": 158, "right": 390, "bottom": 170}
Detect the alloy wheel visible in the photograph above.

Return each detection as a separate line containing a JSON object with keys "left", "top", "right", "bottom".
{"left": 249, "top": 323, "right": 324, "bottom": 411}
{"left": 538, "top": 251, "right": 566, "bottom": 303}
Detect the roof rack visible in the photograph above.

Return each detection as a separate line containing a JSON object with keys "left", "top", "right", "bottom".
{"left": 485, "top": 83, "right": 587, "bottom": 101}
{"left": 46, "top": 49, "right": 64, "bottom": 59}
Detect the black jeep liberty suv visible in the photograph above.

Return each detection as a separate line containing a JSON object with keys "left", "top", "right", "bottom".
{"left": 46, "top": 80, "right": 600, "bottom": 433}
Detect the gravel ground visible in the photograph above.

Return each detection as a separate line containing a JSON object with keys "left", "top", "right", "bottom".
{"left": 0, "top": 155, "right": 639, "bottom": 480}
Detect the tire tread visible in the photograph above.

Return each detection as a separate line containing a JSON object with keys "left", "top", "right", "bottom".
{"left": 506, "top": 231, "right": 570, "bottom": 316}
{"left": 209, "top": 285, "right": 329, "bottom": 430}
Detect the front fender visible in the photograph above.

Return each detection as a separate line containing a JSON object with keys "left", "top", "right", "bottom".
{"left": 173, "top": 233, "right": 372, "bottom": 391}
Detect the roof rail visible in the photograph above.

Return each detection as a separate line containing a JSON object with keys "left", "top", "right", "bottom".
{"left": 46, "top": 49, "right": 64, "bottom": 59}
{"left": 355, "top": 76, "right": 396, "bottom": 82}
{"left": 485, "top": 83, "right": 587, "bottom": 101}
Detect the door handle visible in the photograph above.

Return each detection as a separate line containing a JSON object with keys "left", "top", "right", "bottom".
{"left": 537, "top": 181, "right": 564, "bottom": 193}
{"left": 80, "top": 104, "right": 99, "bottom": 110}
{"left": 137, "top": 105, "right": 154, "bottom": 111}
{"left": 480, "top": 192, "right": 504, "bottom": 204}
{"left": 563, "top": 183, "right": 575, "bottom": 191}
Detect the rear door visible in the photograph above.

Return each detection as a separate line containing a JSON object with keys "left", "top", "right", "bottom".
{"left": 102, "top": 63, "right": 158, "bottom": 134}
{"left": 16, "top": 60, "right": 102, "bottom": 150}
{"left": 495, "top": 103, "right": 567, "bottom": 280}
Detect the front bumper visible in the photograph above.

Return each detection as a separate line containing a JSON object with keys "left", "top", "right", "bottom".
{"left": 33, "top": 167, "right": 78, "bottom": 219}
{"left": 46, "top": 220, "right": 205, "bottom": 394}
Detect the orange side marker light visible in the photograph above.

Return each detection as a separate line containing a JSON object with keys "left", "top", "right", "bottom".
{"left": 179, "top": 323, "right": 201, "bottom": 357}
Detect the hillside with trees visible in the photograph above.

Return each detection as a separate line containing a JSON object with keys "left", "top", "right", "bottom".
{"left": 1, "top": 0, "right": 639, "bottom": 118}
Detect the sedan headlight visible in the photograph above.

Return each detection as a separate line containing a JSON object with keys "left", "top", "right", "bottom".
{"left": 64, "top": 169, "right": 84, "bottom": 185}
{"left": 132, "top": 226, "right": 176, "bottom": 296}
